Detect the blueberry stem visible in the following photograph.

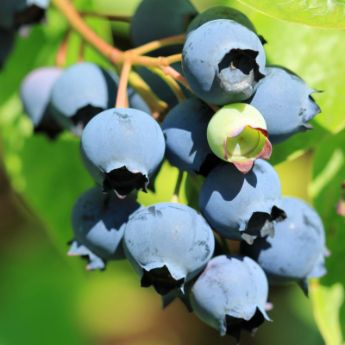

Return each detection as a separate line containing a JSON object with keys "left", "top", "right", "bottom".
{"left": 129, "top": 35, "right": 185, "bottom": 55}
{"left": 127, "top": 71, "right": 168, "bottom": 118}
{"left": 52, "top": 0, "right": 189, "bottom": 117}
{"left": 79, "top": 11, "right": 131, "bottom": 23}
{"left": 52, "top": 0, "right": 184, "bottom": 69}
{"left": 116, "top": 60, "right": 132, "bottom": 108}
{"left": 55, "top": 28, "right": 71, "bottom": 67}
{"left": 148, "top": 67, "right": 185, "bottom": 104}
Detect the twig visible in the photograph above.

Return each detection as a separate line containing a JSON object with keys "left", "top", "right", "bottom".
{"left": 55, "top": 28, "right": 71, "bottom": 67}
{"left": 79, "top": 11, "right": 131, "bottom": 23}
{"left": 116, "top": 61, "right": 132, "bottom": 108}
{"left": 149, "top": 67, "right": 185, "bottom": 103}
{"left": 129, "top": 35, "right": 185, "bottom": 55}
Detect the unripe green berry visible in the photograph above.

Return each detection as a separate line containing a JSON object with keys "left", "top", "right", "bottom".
{"left": 207, "top": 103, "right": 272, "bottom": 173}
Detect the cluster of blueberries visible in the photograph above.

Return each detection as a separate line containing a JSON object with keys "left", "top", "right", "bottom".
{"left": 4, "top": 0, "right": 329, "bottom": 339}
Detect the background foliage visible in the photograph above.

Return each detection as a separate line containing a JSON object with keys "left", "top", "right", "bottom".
{"left": 0, "top": 0, "right": 344, "bottom": 344}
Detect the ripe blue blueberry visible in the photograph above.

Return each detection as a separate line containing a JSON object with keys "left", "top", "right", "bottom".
{"left": 249, "top": 66, "right": 321, "bottom": 143}
{"left": 20, "top": 67, "right": 63, "bottom": 138}
{"left": 182, "top": 19, "right": 266, "bottom": 105}
{"left": 50, "top": 62, "right": 117, "bottom": 135}
{"left": 69, "top": 187, "right": 140, "bottom": 270}
{"left": 123, "top": 203, "right": 215, "bottom": 295}
{"left": 187, "top": 6, "right": 257, "bottom": 35}
{"left": 162, "top": 98, "right": 220, "bottom": 175}
{"left": 0, "top": 29, "right": 15, "bottom": 68}
{"left": 190, "top": 255, "right": 270, "bottom": 338}
{"left": 199, "top": 160, "right": 286, "bottom": 244}
{"left": 131, "top": 0, "right": 197, "bottom": 56}
{"left": 81, "top": 108, "right": 165, "bottom": 197}
{"left": 242, "top": 197, "right": 327, "bottom": 294}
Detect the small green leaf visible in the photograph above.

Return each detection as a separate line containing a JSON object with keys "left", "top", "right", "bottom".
{"left": 234, "top": 0, "right": 345, "bottom": 29}
{"left": 310, "top": 282, "right": 345, "bottom": 345}
{"left": 310, "top": 129, "right": 345, "bottom": 340}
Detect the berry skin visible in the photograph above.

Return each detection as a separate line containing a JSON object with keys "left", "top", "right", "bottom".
{"left": 50, "top": 62, "right": 117, "bottom": 135}
{"left": 249, "top": 66, "right": 321, "bottom": 143}
{"left": 69, "top": 187, "right": 140, "bottom": 270}
{"left": 242, "top": 197, "right": 327, "bottom": 294}
{"left": 182, "top": 19, "right": 266, "bottom": 105}
{"left": 0, "top": 29, "right": 15, "bottom": 69}
{"left": 81, "top": 108, "right": 165, "bottom": 198}
{"left": 199, "top": 160, "right": 286, "bottom": 244}
{"left": 131, "top": 0, "right": 197, "bottom": 56}
{"left": 20, "top": 67, "right": 63, "bottom": 138}
{"left": 123, "top": 203, "right": 215, "bottom": 295}
{"left": 207, "top": 103, "right": 272, "bottom": 173}
{"left": 187, "top": 6, "right": 257, "bottom": 35}
{"left": 162, "top": 98, "right": 220, "bottom": 175}
{"left": 190, "top": 255, "right": 270, "bottom": 338}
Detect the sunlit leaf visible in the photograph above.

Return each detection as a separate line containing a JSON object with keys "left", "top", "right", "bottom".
{"left": 234, "top": 0, "right": 345, "bottom": 29}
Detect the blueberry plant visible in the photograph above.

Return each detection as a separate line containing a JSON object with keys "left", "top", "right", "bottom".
{"left": 1, "top": 0, "right": 345, "bottom": 343}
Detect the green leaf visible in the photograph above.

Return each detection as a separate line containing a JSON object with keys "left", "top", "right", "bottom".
{"left": 219, "top": 3, "right": 345, "bottom": 134}
{"left": 234, "top": 0, "right": 345, "bottom": 29}
{"left": 310, "top": 282, "right": 345, "bottom": 345}
{"left": 270, "top": 122, "right": 330, "bottom": 165}
{"left": 309, "top": 129, "right": 345, "bottom": 343}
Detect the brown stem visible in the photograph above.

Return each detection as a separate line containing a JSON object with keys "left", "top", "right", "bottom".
{"left": 116, "top": 61, "right": 132, "bottom": 108}
{"left": 129, "top": 35, "right": 185, "bottom": 55}
{"left": 161, "top": 65, "right": 190, "bottom": 90}
{"left": 149, "top": 67, "right": 185, "bottom": 103}
{"left": 55, "top": 28, "right": 71, "bottom": 67}
{"left": 79, "top": 11, "right": 131, "bottom": 23}
{"left": 52, "top": 0, "right": 178, "bottom": 68}
{"left": 78, "top": 39, "right": 85, "bottom": 62}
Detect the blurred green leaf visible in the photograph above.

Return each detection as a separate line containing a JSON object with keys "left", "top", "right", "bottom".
{"left": 271, "top": 122, "right": 330, "bottom": 165}
{"left": 138, "top": 161, "right": 188, "bottom": 206}
{"left": 0, "top": 218, "right": 85, "bottom": 345}
{"left": 310, "top": 282, "right": 345, "bottom": 345}
{"left": 309, "top": 129, "right": 345, "bottom": 342}
{"left": 234, "top": 0, "right": 345, "bottom": 29}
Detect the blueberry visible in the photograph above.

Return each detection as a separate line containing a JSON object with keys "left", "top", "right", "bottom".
{"left": 249, "top": 66, "right": 321, "bottom": 143}
{"left": 162, "top": 98, "right": 221, "bottom": 175}
{"left": 68, "top": 187, "right": 140, "bottom": 270}
{"left": 0, "top": 0, "right": 49, "bottom": 30}
{"left": 187, "top": 6, "right": 257, "bottom": 35}
{"left": 123, "top": 203, "right": 215, "bottom": 295}
{"left": 81, "top": 108, "right": 165, "bottom": 197}
{"left": 50, "top": 62, "right": 117, "bottom": 135}
{"left": 207, "top": 103, "right": 272, "bottom": 173}
{"left": 199, "top": 160, "right": 286, "bottom": 244}
{"left": 190, "top": 255, "right": 270, "bottom": 338}
{"left": 20, "top": 67, "right": 63, "bottom": 138}
{"left": 0, "top": 28, "right": 15, "bottom": 69}
{"left": 242, "top": 197, "right": 327, "bottom": 294}
{"left": 131, "top": 0, "right": 197, "bottom": 56}
{"left": 182, "top": 19, "right": 266, "bottom": 105}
